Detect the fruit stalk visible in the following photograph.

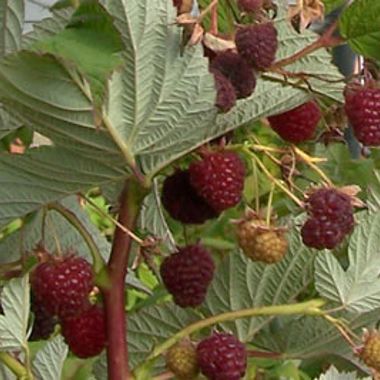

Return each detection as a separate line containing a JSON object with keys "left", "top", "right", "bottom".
{"left": 135, "top": 299, "right": 325, "bottom": 373}
{"left": 0, "top": 352, "right": 29, "bottom": 379}
{"left": 102, "top": 179, "right": 147, "bottom": 380}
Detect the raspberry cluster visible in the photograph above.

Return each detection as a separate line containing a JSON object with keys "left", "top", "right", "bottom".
{"left": 206, "top": 20, "right": 278, "bottom": 112}
{"left": 268, "top": 101, "right": 321, "bottom": 143}
{"left": 162, "top": 151, "right": 245, "bottom": 223}
{"left": 237, "top": 0, "right": 263, "bottom": 13}
{"left": 197, "top": 332, "right": 247, "bottom": 380}
{"left": 359, "top": 330, "right": 380, "bottom": 372}
{"left": 31, "top": 251, "right": 106, "bottom": 358}
{"left": 160, "top": 244, "right": 215, "bottom": 307}
{"left": 301, "top": 187, "right": 355, "bottom": 250}
{"left": 344, "top": 82, "right": 380, "bottom": 146}
{"left": 237, "top": 218, "right": 288, "bottom": 263}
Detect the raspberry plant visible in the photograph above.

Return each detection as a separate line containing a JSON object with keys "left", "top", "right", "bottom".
{"left": 1, "top": 0, "right": 380, "bottom": 379}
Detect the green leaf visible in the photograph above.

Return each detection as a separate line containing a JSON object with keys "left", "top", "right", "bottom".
{"left": 0, "top": 0, "right": 24, "bottom": 56}
{"left": 340, "top": 0, "right": 380, "bottom": 60}
{"left": 139, "top": 179, "right": 176, "bottom": 250}
{"left": 0, "top": 106, "right": 22, "bottom": 140}
{"left": 93, "top": 303, "right": 200, "bottom": 377}
{"left": 32, "top": 0, "right": 124, "bottom": 106}
{"left": 322, "top": 0, "right": 346, "bottom": 15}
{"left": 33, "top": 336, "right": 68, "bottom": 380}
{"left": 315, "top": 212, "right": 380, "bottom": 312}
{"left": 0, "top": 147, "right": 127, "bottom": 229}
{"left": 202, "top": 228, "right": 316, "bottom": 341}
{"left": 0, "top": 275, "right": 30, "bottom": 350}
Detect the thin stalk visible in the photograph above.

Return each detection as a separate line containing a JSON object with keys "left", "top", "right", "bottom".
{"left": 102, "top": 180, "right": 148, "bottom": 380}
{"left": 47, "top": 203, "right": 105, "bottom": 274}
{"left": 266, "top": 183, "right": 275, "bottom": 225}
{"left": 0, "top": 352, "right": 28, "bottom": 379}
{"left": 252, "top": 159, "right": 260, "bottom": 214}
{"left": 138, "top": 299, "right": 325, "bottom": 368}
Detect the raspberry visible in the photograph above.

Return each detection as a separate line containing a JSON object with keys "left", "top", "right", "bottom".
{"left": 160, "top": 244, "right": 215, "bottom": 308}
{"left": 235, "top": 22, "right": 278, "bottom": 70}
{"left": 268, "top": 101, "right": 321, "bottom": 143}
{"left": 61, "top": 305, "right": 106, "bottom": 358}
{"left": 29, "top": 300, "right": 57, "bottom": 341}
{"left": 237, "top": 219, "right": 288, "bottom": 263}
{"left": 237, "top": 0, "right": 263, "bottom": 12}
{"left": 210, "top": 50, "right": 256, "bottom": 99}
{"left": 197, "top": 332, "right": 247, "bottom": 380}
{"left": 162, "top": 169, "right": 220, "bottom": 224}
{"left": 344, "top": 83, "right": 380, "bottom": 146}
{"left": 360, "top": 330, "right": 380, "bottom": 371}
{"left": 301, "top": 217, "right": 345, "bottom": 250}
{"left": 301, "top": 187, "right": 355, "bottom": 250}
{"left": 189, "top": 151, "right": 245, "bottom": 212}
{"left": 31, "top": 253, "right": 94, "bottom": 318}
{"left": 166, "top": 341, "right": 199, "bottom": 379}
{"left": 212, "top": 70, "right": 237, "bottom": 113}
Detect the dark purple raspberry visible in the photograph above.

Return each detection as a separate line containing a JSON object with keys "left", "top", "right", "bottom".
{"left": 31, "top": 253, "right": 94, "bottom": 318}
{"left": 197, "top": 332, "right": 247, "bottom": 380}
{"left": 237, "top": 0, "right": 263, "bottom": 12}
{"left": 61, "top": 305, "right": 106, "bottom": 358}
{"left": 268, "top": 101, "right": 321, "bottom": 143}
{"left": 160, "top": 244, "right": 215, "bottom": 308}
{"left": 301, "top": 217, "right": 345, "bottom": 250}
{"left": 235, "top": 22, "right": 278, "bottom": 70}
{"left": 162, "top": 169, "right": 220, "bottom": 224}
{"left": 344, "top": 83, "right": 380, "bottom": 146}
{"left": 189, "top": 151, "right": 245, "bottom": 212}
{"left": 211, "top": 50, "right": 256, "bottom": 99}
{"left": 30, "top": 300, "right": 57, "bottom": 341}
{"left": 212, "top": 70, "right": 237, "bottom": 113}
{"left": 301, "top": 187, "right": 355, "bottom": 250}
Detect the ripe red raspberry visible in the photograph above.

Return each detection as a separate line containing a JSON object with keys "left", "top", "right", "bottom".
{"left": 235, "top": 22, "right": 278, "bottom": 70}
{"left": 237, "top": 0, "right": 263, "bottom": 12}
{"left": 31, "top": 253, "right": 94, "bottom": 318}
{"left": 359, "top": 330, "right": 380, "bottom": 371}
{"left": 166, "top": 341, "right": 200, "bottom": 379}
{"left": 344, "top": 83, "right": 380, "bottom": 146}
{"left": 61, "top": 305, "right": 106, "bottom": 358}
{"left": 212, "top": 70, "right": 237, "bottom": 113}
{"left": 29, "top": 300, "right": 57, "bottom": 341}
{"left": 237, "top": 219, "right": 288, "bottom": 263}
{"left": 210, "top": 50, "right": 256, "bottom": 99}
{"left": 189, "top": 151, "right": 245, "bottom": 212}
{"left": 268, "top": 101, "right": 321, "bottom": 143}
{"left": 162, "top": 169, "right": 220, "bottom": 224}
{"left": 160, "top": 244, "right": 215, "bottom": 308}
{"left": 197, "top": 332, "right": 247, "bottom": 380}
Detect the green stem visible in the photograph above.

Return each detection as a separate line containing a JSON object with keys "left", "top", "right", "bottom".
{"left": 0, "top": 352, "right": 29, "bottom": 379}
{"left": 47, "top": 203, "right": 105, "bottom": 274}
{"left": 136, "top": 299, "right": 325, "bottom": 373}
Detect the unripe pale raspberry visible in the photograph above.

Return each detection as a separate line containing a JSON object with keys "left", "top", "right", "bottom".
{"left": 197, "top": 332, "right": 247, "bottom": 380}
{"left": 268, "top": 101, "right": 321, "bottom": 143}
{"left": 344, "top": 83, "right": 380, "bottom": 146}
{"left": 61, "top": 305, "right": 106, "bottom": 359}
{"left": 212, "top": 70, "right": 237, "bottom": 113}
{"left": 162, "top": 169, "right": 220, "bottom": 224}
{"left": 31, "top": 253, "right": 94, "bottom": 318}
{"left": 160, "top": 244, "right": 215, "bottom": 308}
{"left": 237, "top": 0, "right": 263, "bottom": 12}
{"left": 235, "top": 22, "right": 278, "bottom": 70}
{"left": 210, "top": 50, "right": 256, "bottom": 99}
{"left": 237, "top": 219, "right": 288, "bottom": 263}
{"left": 360, "top": 330, "right": 380, "bottom": 372}
{"left": 166, "top": 341, "right": 200, "bottom": 379}
{"left": 189, "top": 151, "right": 245, "bottom": 212}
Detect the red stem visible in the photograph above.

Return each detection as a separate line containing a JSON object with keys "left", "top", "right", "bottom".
{"left": 247, "top": 350, "right": 282, "bottom": 359}
{"left": 102, "top": 180, "right": 146, "bottom": 380}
